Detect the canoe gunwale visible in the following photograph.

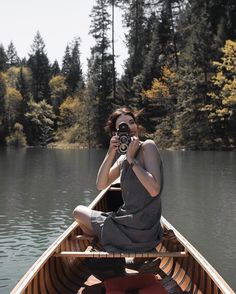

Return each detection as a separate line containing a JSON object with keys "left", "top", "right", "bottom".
{"left": 10, "top": 185, "right": 111, "bottom": 294}
{"left": 161, "top": 217, "right": 235, "bottom": 294}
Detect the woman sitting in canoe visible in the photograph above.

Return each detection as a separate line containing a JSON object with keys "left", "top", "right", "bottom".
{"left": 73, "top": 107, "right": 164, "bottom": 253}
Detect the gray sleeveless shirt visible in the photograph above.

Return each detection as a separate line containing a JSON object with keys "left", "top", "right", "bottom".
{"left": 91, "top": 150, "right": 163, "bottom": 252}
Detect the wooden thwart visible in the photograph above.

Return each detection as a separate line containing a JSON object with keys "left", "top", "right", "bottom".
{"left": 55, "top": 250, "right": 188, "bottom": 258}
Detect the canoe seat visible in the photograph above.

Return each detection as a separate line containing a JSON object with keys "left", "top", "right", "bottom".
{"left": 56, "top": 228, "right": 188, "bottom": 259}
{"left": 55, "top": 234, "right": 188, "bottom": 258}
{"left": 55, "top": 250, "right": 188, "bottom": 258}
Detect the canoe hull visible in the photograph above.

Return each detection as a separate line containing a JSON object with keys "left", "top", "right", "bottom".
{"left": 11, "top": 184, "right": 235, "bottom": 294}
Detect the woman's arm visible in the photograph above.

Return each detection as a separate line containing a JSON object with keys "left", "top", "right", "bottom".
{"left": 96, "top": 136, "right": 120, "bottom": 190}
{"left": 126, "top": 139, "right": 162, "bottom": 197}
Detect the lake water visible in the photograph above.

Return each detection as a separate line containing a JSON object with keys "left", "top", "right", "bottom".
{"left": 0, "top": 148, "right": 236, "bottom": 293}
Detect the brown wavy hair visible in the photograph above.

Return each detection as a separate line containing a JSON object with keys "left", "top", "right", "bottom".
{"left": 105, "top": 107, "right": 144, "bottom": 136}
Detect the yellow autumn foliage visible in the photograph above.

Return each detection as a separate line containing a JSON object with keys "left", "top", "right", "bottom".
{"left": 142, "top": 66, "right": 176, "bottom": 100}
{"left": 59, "top": 96, "right": 81, "bottom": 127}
{"left": 49, "top": 75, "right": 67, "bottom": 101}
{"left": 204, "top": 40, "right": 236, "bottom": 122}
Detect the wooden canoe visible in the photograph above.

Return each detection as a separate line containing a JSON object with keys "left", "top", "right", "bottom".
{"left": 11, "top": 183, "right": 235, "bottom": 294}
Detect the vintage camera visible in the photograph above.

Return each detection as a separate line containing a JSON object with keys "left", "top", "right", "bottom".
{"left": 117, "top": 122, "right": 131, "bottom": 154}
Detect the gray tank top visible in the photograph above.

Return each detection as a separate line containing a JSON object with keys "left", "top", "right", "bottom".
{"left": 101, "top": 148, "right": 164, "bottom": 252}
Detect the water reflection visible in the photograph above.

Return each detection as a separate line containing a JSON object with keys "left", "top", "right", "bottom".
{"left": 0, "top": 149, "right": 236, "bottom": 292}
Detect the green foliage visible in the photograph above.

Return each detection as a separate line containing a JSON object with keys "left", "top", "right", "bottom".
{"left": 49, "top": 75, "right": 67, "bottom": 114}
{"left": 88, "top": 0, "right": 114, "bottom": 144}
{"left": 0, "top": 45, "right": 8, "bottom": 72}
{"left": 58, "top": 96, "right": 80, "bottom": 128}
{"left": 202, "top": 40, "right": 236, "bottom": 148}
{"left": 51, "top": 60, "right": 61, "bottom": 77}
{"left": 173, "top": 66, "right": 212, "bottom": 149}
{"left": 6, "top": 41, "right": 20, "bottom": 67}
{"left": 56, "top": 90, "right": 98, "bottom": 148}
{"left": 61, "top": 39, "right": 84, "bottom": 96}
{"left": 16, "top": 67, "right": 32, "bottom": 102}
{"left": 4, "top": 87, "right": 23, "bottom": 131}
{"left": 0, "top": 73, "right": 7, "bottom": 144}
{"left": 0, "top": 1, "right": 235, "bottom": 149}
{"left": 3, "top": 66, "right": 21, "bottom": 88}
{"left": 142, "top": 66, "right": 177, "bottom": 139}
{"left": 5, "top": 123, "right": 27, "bottom": 147}
{"left": 27, "top": 31, "right": 51, "bottom": 102}
{"left": 25, "top": 99, "right": 55, "bottom": 146}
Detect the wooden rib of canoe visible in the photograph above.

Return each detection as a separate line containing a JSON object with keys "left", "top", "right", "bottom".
{"left": 11, "top": 183, "right": 235, "bottom": 294}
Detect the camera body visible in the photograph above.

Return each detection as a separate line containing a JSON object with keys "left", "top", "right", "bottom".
{"left": 117, "top": 122, "right": 131, "bottom": 154}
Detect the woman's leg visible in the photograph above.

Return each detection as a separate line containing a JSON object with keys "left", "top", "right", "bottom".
{"left": 73, "top": 205, "right": 95, "bottom": 236}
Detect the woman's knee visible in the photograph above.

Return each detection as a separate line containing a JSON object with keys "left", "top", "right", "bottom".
{"left": 73, "top": 205, "right": 91, "bottom": 222}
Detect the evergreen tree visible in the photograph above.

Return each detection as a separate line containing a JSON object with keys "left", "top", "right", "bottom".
{"left": 118, "top": 0, "right": 157, "bottom": 106}
{"left": 81, "top": 82, "right": 99, "bottom": 148}
{"left": 16, "top": 67, "right": 31, "bottom": 133}
{"left": 0, "top": 45, "right": 8, "bottom": 72}
{"left": 157, "top": 0, "right": 183, "bottom": 69}
{"left": 172, "top": 0, "right": 215, "bottom": 149}
{"left": 0, "top": 73, "right": 7, "bottom": 144}
{"left": 68, "top": 38, "right": 84, "bottom": 94}
{"left": 27, "top": 31, "right": 51, "bottom": 102}
{"left": 208, "top": 0, "right": 236, "bottom": 60}
{"left": 61, "top": 39, "right": 84, "bottom": 96}
{"left": 16, "top": 67, "right": 31, "bottom": 102}
{"left": 202, "top": 40, "right": 236, "bottom": 148}
{"left": 6, "top": 41, "right": 20, "bottom": 67}
{"left": 20, "top": 57, "right": 27, "bottom": 67}
{"left": 122, "top": 0, "right": 147, "bottom": 80}
{"left": 141, "top": 16, "right": 163, "bottom": 89}
{"left": 89, "top": 0, "right": 114, "bottom": 145}
{"left": 62, "top": 45, "right": 71, "bottom": 76}
{"left": 25, "top": 99, "right": 55, "bottom": 146}
{"left": 51, "top": 60, "right": 61, "bottom": 76}
{"left": 107, "top": 0, "right": 120, "bottom": 100}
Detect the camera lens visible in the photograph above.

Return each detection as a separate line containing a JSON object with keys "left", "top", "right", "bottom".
{"left": 119, "top": 144, "right": 128, "bottom": 152}
{"left": 120, "top": 135, "right": 129, "bottom": 144}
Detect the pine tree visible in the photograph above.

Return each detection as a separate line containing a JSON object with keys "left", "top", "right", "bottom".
{"left": 0, "top": 45, "right": 8, "bottom": 72}
{"left": 51, "top": 60, "right": 61, "bottom": 76}
{"left": 61, "top": 39, "right": 84, "bottom": 96}
{"left": 172, "top": 0, "right": 215, "bottom": 149}
{"left": 16, "top": 67, "right": 31, "bottom": 102}
{"left": 89, "top": 0, "right": 114, "bottom": 145}
{"left": 107, "top": 0, "right": 120, "bottom": 100}
{"left": 27, "top": 31, "right": 51, "bottom": 102}
{"left": 142, "top": 16, "right": 163, "bottom": 89}
{"left": 123, "top": 0, "right": 147, "bottom": 80}
{"left": 16, "top": 67, "right": 31, "bottom": 132}
{"left": 62, "top": 45, "right": 71, "bottom": 76}
{"left": 6, "top": 41, "right": 20, "bottom": 67}
{"left": 68, "top": 38, "right": 84, "bottom": 94}
{"left": 0, "top": 73, "right": 7, "bottom": 144}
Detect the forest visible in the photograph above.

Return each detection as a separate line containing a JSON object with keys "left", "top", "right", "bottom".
{"left": 0, "top": 0, "right": 235, "bottom": 150}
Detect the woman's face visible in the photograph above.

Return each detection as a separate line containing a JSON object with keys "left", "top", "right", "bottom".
{"left": 115, "top": 114, "right": 138, "bottom": 137}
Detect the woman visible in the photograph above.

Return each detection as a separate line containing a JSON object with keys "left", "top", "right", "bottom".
{"left": 73, "top": 107, "right": 163, "bottom": 253}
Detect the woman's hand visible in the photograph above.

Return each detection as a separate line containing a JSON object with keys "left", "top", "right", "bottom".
{"left": 126, "top": 136, "right": 140, "bottom": 164}
{"left": 108, "top": 135, "right": 119, "bottom": 154}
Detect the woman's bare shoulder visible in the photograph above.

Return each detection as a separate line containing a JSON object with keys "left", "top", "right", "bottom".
{"left": 142, "top": 139, "right": 158, "bottom": 149}
{"left": 142, "top": 139, "right": 161, "bottom": 161}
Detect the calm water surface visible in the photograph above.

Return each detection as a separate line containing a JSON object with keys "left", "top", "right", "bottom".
{"left": 0, "top": 148, "right": 236, "bottom": 293}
